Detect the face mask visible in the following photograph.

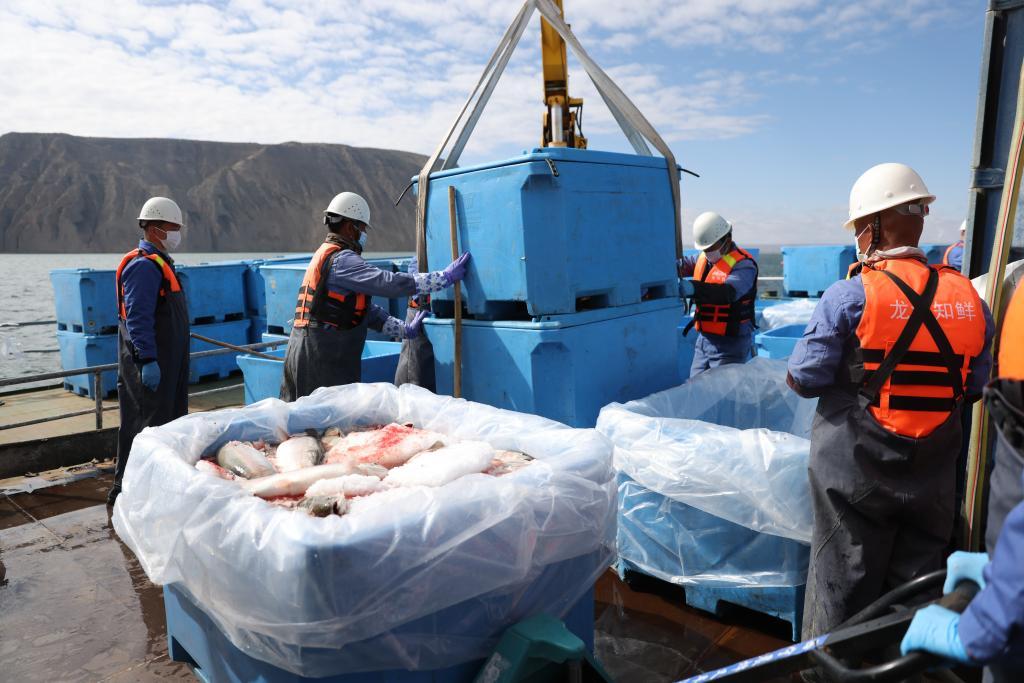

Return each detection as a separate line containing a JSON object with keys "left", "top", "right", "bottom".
{"left": 158, "top": 227, "right": 182, "bottom": 252}
{"left": 358, "top": 230, "right": 368, "bottom": 249}
{"left": 854, "top": 225, "right": 872, "bottom": 262}
{"left": 704, "top": 248, "right": 722, "bottom": 263}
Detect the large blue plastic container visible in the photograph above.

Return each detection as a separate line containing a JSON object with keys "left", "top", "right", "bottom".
{"left": 417, "top": 148, "right": 678, "bottom": 318}
{"left": 781, "top": 245, "right": 857, "bottom": 297}
{"left": 261, "top": 260, "right": 405, "bottom": 341}
{"left": 616, "top": 473, "right": 807, "bottom": 641}
{"left": 50, "top": 268, "right": 119, "bottom": 334}
{"left": 424, "top": 298, "right": 683, "bottom": 428}
{"left": 164, "top": 578, "right": 595, "bottom": 683}
{"left": 56, "top": 319, "right": 251, "bottom": 397}
{"left": 755, "top": 324, "right": 806, "bottom": 359}
{"left": 920, "top": 243, "right": 947, "bottom": 265}
{"left": 235, "top": 341, "right": 402, "bottom": 404}
{"left": 176, "top": 262, "right": 248, "bottom": 324}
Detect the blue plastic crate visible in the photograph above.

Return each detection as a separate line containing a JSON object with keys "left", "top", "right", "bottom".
{"left": 176, "top": 262, "right": 248, "bottom": 324}
{"left": 56, "top": 319, "right": 251, "bottom": 397}
{"left": 209, "top": 256, "right": 311, "bottom": 318}
{"left": 781, "top": 245, "right": 857, "bottom": 297}
{"left": 424, "top": 298, "right": 683, "bottom": 428}
{"left": 164, "top": 578, "right": 594, "bottom": 683}
{"left": 249, "top": 316, "right": 268, "bottom": 344}
{"left": 235, "top": 341, "right": 402, "bottom": 404}
{"left": 919, "top": 243, "right": 946, "bottom": 265}
{"left": 616, "top": 473, "right": 807, "bottom": 640}
{"left": 50, "top": 268, "right": 119, "bottom": 334}
{"left": 755, "top": 324, "right": 806, "bottom": 359}
{"left": 417, "top": 148, "right": 678, "bottom": 318}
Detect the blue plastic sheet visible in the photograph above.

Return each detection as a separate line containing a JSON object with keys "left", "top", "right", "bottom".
{"left": 112, "top": 383, "right": 615, "bottom": 676}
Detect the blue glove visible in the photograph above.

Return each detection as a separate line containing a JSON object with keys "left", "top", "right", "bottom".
{"left": 679, "top": 279, "right": 695, "bottom": 298}
{"left": 944, "top": 551, "right": 989, "bottom": 594}
{"left": 141, "top": 361, "right": 161, "bottom": 391}
{"left": 442, "top": 252, "right": 472, "bottom": 286}
{"left": 899, "top": 605, "right": 971, "bottom": 664}
{"left": 404, "top": 310, "right": 429, "bottom": 339}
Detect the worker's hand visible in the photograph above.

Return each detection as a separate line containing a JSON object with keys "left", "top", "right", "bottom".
{"left": 442, "top": 252, "right": 472, "bottom": 285}
{"left": 404, "top": 310, "right": 429, "bottom": 340}
{"left": 944, "top": 551, "right": 989, "bottom": 595}
{"left": 677, "top": 256, "right": 696, "bottom": 278}
{"left": 899, "top": 605, "right": 972, "bottom": 664}
{"left": 141, "top": 361, "right": 161, "bottom": 391}
{"left": 679, "top": 278, "right": 696, "bottom": 298}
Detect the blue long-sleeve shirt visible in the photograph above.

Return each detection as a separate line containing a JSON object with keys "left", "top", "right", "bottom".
{"left": 120, "top": 240, "right": 172, "bottom": 361}
{"left": 787, "top": 272, "right": 995, "bottom": 398}
{"left": 945, "top": 241, "right": 965, "bottom": 271}
{"left": 959, "top": 468, "right": 1024, "bottom": 663}
{"left": 326, "top": 250, "right": 416, "bottom": 331}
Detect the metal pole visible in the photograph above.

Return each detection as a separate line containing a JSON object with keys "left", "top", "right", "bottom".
{"left": 189, "top": 332, "right": 281, "bottom": 361}
{"left": 93, "top": 371, "right": 103, "bottom": 430}
{"left": 448, "top": 185, "right": 463, "bottom": 398}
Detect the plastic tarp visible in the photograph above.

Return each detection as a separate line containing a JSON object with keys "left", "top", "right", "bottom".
{"left": 112, "top": 383, "right": 615, "bottom": 677}
{"left": 758, "top": 298, "right": 819, "bottom": 331}
{"left": 596, "top": 358, "right": 817, "bottom": 586}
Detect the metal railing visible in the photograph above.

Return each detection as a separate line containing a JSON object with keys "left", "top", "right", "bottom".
{"left": 0, "top": 339, "right": 288, "bottom": 432}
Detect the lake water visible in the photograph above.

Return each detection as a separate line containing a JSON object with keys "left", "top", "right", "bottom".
{"left": 0, "top": 248, "right": 782, "bottom": 383}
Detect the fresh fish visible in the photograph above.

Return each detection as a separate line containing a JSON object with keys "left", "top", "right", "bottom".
{"left": 298, "top": 495, "right": 348, "bottom": 517}
{"left": 325, "top": 422, "right": 449, "bottom": 469}
{"left": 242, "top": 462, "right": 386, "bottom": 499}
{"left": 321, "top": 427, "right": 344, "bottom": 450}
{"left": 306, "top": 474, "right": 387, "bottom": 498}
{"left": 385, "top": 440, "right": 495, "bottom": 488}
{"left": 274, "top": 434, "right": 324, "bottom": 472}
{"left": 485, "top": 450, "right": 535, "bottom": 477}
{"left": 195, "top": 459, "right": 237, "bottom": 480}
{"left": 216, "top": 440, "right": 276, "bottom": 479}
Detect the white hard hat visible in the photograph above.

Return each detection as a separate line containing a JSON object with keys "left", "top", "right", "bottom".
{"left": 137, "top": 196, "right": 183, "bottom": 226}
{"left": 693, "top": 211, "right": 732, "bottom": 250}
{"left": 324, "top": 191, "right": 371, "bottom": 228}
{"left": 845, "top": 163, "right": 935, "bottom": 230}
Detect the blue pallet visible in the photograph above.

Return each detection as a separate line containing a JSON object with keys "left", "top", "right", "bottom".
{"left": 56, "top": 319, "right": 251, "bottom": 398}
{"left": 261, "top": 260, "right": 406, "bottom": 341}
{"left": 235, "top": 341, "right": 402, "bottom": 404}
{"left": 781, "top": 245, "right": 857, "bottom": 297}
{"left": 677, "top": 316, "right": 697, "bottom": 383}
{"left": 424, "top": 298, "right": 683, "bottom": 428}
{"left": 50, "top": 268, "right": 119, "bottom": 334}
{"left": 417, "top": 148, "right": 678, "bottom": 318}
{"left": 754, "top": 323, "right": 806, "bottom": 359}
{"left": 616, "top": 474, "right": 807, "bottom": 641}
{"left": 164, "top": 578, "right": 595, "bottom": 682}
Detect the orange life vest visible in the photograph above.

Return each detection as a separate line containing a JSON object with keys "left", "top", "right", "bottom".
{"left": 855, "top": 258, "right": 986, "bottom": 438}
{"left": 692, "top": 247, "right": 757, "bottom": 336}
{"left": 293, "top": 242, "right": 368, "bottom": 329}
{"left": 115, "top": 248, "right": 182, "bottom": 320}
{"left": 942, "top": 241, "right": 964, "bottom": 267}
{"left": 1000, "top": 283, "right": 1024, "bottom": 381}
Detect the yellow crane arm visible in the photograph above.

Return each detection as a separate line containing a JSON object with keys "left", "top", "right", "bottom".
{"left": 540, "top": 0, "right": 585, "bottom": 148}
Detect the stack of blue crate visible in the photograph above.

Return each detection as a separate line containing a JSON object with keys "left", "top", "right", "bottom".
{"left": 421, "top": 147, "right": 685, "bottom": 428}
{"left": 50, "top": 261, "right": 255, "bottom": 398}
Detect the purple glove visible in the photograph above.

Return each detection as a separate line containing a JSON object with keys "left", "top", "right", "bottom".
{"left": 442, "top": 252, "right": 472, "bottom": 286}
{"left": 404, "top": 310, "right": 429, "bottom": 339}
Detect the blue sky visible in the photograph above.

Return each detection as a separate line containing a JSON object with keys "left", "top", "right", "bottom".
{"left": 0, "top": 0, "right": 987, "bottom": 245}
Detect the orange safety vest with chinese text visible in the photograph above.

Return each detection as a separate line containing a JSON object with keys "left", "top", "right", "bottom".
{"left": 293, "top": 242, "right": 368, "bottom": 329}
{"left": 855, "top": 258, "right": 986, "bottom": 438}
{"left": 692, "top": 247, "right": 757, "bottom": 336}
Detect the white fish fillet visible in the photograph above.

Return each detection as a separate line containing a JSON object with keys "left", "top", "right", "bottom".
{"left": 306, "top": 474, "right": 387, "bottom": 498}
{"left": 274, "top": 435, "right": 323, "bottom": 472}
{"left": 242, "top": 462, "right": 386, "bottom": 499}
{"left": 485, "top": 450, "right": 535, "bottom": 477}
{"left": 195, "top": 459, "right": 236, "bottom": 480}
{"left": 325, "top": 423, "right": 449, "bottom": 468}
{"left": 384, "top": 440, "right": 494, "bottom": 488}
{"left": 216, "top": 441, "right": 276, "bottom": 479}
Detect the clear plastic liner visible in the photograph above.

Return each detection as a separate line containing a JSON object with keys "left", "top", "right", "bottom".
{"left": 758, "top": 298, "right": 819, "bottom": 331}
{"left": 112, "top": 383, "right": 615, "bottom": 676}
{"left": 596, "top": 358, "right": 817, "bottom": 586}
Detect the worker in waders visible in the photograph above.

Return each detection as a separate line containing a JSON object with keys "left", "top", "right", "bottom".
{"left": 280, "top": 191, "right": 470, "bottom": 401}
{"left": 786, "top": 163, "right": 995, "bottom": 672}
{"left": 901, "top": 281, "right": 1024, "bottom": 681}
{"left": 678, "top": 211, "right": 758, "bottom": 377}
{"left": 943, "top": 220, "right": 967, "bottom": 271}
{"left": 109, "top": 197, "right": 190, "bottom": 505}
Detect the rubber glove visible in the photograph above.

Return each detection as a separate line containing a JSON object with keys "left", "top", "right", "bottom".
{"left": 442, "top": 252, "right": 472, "bottom": 286}
{"left": 679, "top": 279, "right": 696, "bottom": 298}
{"left": 404, "top": 310, "right": 429, "bottom": 339}
{"left": 899, "top": 605, "right": 971, "bottom": 664}
{"left": 943, "top": 551, "right": 989, "bottom": 595}
{"left": 141, "top": 361, "right": 161, "bottom": 391}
